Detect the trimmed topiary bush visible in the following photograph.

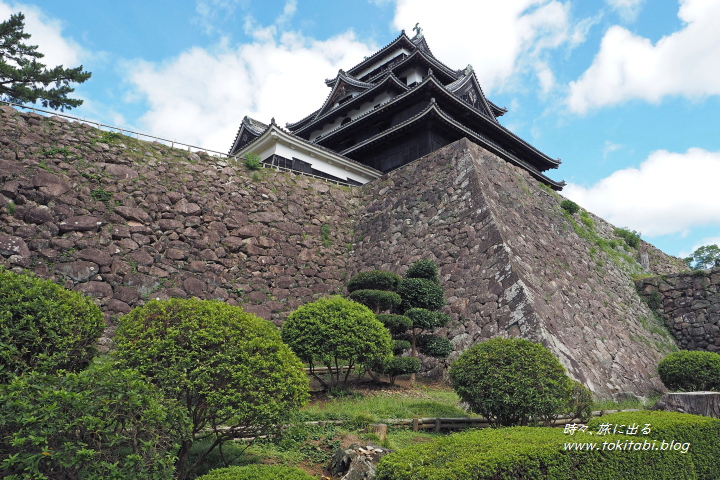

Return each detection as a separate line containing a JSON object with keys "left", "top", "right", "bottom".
{"left": 0, "top": 268, "right": 104, "bottom": 382}
{"left": 282, "top": 296, "right": 392, "bottom": 389}
{"left": 449, "top": 338, "right": 573, "bottom": 427}
{"left": 376, "top": 314, "right": 412, "bottom": 335}
{"left": 348, "top": 289, "right": 402, "bottom": 314}
{"left": 114, "top": 298, "right": 309, "bottom": 480}
{"left": 346, "top": 270, "right": 401, "bottom": 293}
{"left": 405, "top": 259, "right": 439, "bottom": 283}
{"left": 658, "top": 350, "right": 720, "bottom": 391}
{"left": 392, "top": 339, "right": 412, "bottom": 355}
{"left": 396, "top": 277, "right": 445, "bottom": 312}
{"left": 417, "top": 335, "right": 452, "bottom": 359}
{"left": 197, "top": 465, "right": 315, "bottom": 480}
{"left": 0, "top": 359, "right": 184, "bottom": 480}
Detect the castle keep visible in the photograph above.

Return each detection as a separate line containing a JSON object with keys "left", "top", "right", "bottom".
{"left": 229, "top": 27, "right": 564, "bottom": 190}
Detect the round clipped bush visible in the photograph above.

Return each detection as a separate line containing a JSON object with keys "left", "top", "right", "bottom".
{"left": 348, "top": 289, "right": 402, "bottom": 313}
{"left": 197, "top": 465, "right": 315, "bottom": 480}
{"left": 282, "top": 297, "right": 392, "bottom": 388}
{"left": 405, "top": 259, "right": 439, "bottom": 283}
{"left": 114, "top": 298, "right": 309, "bottom": 479}
{"left": 0, "top": 268, "right": 104, "bottom": 382}
{"left": 376, "top": 314, "right": 412, "bottom": 335}
{"left": 397, "top": 277, "right": 445, "bottom": 312}
{"left": 347, "top": 270, "right": 401, "bottom": 293}
{"left": 418, "top": 335, "right": 453, "bottom": 359}
{"left": 449, "top": 338, "right": 573, "bottom": 426}
{"left": 0, "top": 359, "right": 184, "bottom": 480}
{"left": 658, "top": 350, "right": 720, "bottom": 391}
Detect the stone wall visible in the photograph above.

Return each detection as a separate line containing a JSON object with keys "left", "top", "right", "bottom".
{"left": 636, "top": 268, "right": 720, "bottom": 351}
{"left": 0, "top": 106, "right": 691, "bottom": 398}
{"left": 0, "top": 105, "right": 359, "bottom": 344}
{"left": 352, "top": 139, "right": 685, "bottom": 398}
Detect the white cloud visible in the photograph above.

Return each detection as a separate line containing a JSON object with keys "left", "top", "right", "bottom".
{"left": 567, "top": 0, "right": 720, "bottom": 113}
{"left": 0, "top": 2, "right": 85, "bottom": 67}
{"left": 194, "top": 0, "right": 247, "bottom": 35}
{"left": 390, "top": 0, "right": 589, "bottom": 93}
{"left": 563, "top": 148, "right": 720, "bottom": 237}
{"left": 602, "top": 140, "right": 622, "bottom": 158}
{"left": 606, "top": 0, "right": 645, "bottom": 21}
{"left": 124, "top": 30, "right": 373, "bottom": 152}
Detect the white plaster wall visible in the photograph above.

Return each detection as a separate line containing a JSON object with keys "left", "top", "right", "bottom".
{"left": 257, "top": 139, "right": 376, "bottom": 184}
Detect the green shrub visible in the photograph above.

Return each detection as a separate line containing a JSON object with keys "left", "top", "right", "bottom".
{"left": 392, "top": 339, "right": 411, "bottom": 355}
{"left": 0, "top": 268, "right": 103, "bottom": 382}
{"left": 405, "top": 308, "right": 448, "bottom": 330}
{"left": 347, "top": 270, "right": 401, "bottom": 293}
{"left": 90, "top": 188, "right": 113, "bottom": 202}
{"left": 114, "top": 298, "right": 309, "bottom": 480}
{"left": 563, "top": 380, "right": 594, "bottom": 423}
{"left": 658, "top": 350, "right": 720, "bottom": 391}
{"left": 378, "top": 356, "right": 421, "bottom": 385}
{"left": 243, "top": 152, "right": 262, "bottom": 170}
{"left": 0, "top": 359, "right": 183, "bottom": 480}
{"left": 405, "top": 259, "right": 439, "bottom": 283}
{"left": 348, "top": 289, "right": 402, "bottom": 314}
{"left": 197, "top": 465, "right": 315, "bottom": 480}
{"left": 418, "top": 335, "right": 452, "bottom": 359}
{"left": 449, "top": 338, "right": 573, "bottom": 427}
{"left": 282, "top": 297, "right": 392, "bottom": 389}
{"left": 376, "top": 314, "right": 412, "bottom": 335}
{"left": 396, "top": 277, "right": 444, "bottom": 312}
{"left": 614, "top": 227, "right": 641, "bottom": 248}
{"left": 377, "top": 411, "right": 720, "bottom": 480}
{"left": 560, "top": 199, "right": 579, "bottom": 215}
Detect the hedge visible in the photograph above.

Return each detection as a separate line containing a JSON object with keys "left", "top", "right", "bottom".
{"left": 376, "top": 411, "right": 720, "bottom": 479}
{"left": 197, "top": 465, "right": 315, "bottom": 480}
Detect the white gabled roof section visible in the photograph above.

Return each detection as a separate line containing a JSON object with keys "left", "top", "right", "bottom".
{"left": 233, "top": 123, "right": 382, "bottom": 185}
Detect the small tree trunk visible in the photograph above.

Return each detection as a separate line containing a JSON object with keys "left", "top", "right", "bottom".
{"left": 176, "top": 439, "right": 193, "bottom": 480}
{"left": 410, "top": 328, "right": 417, "bottom": 385}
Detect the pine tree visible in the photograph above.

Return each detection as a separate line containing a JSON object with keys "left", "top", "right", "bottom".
{"left": 0, "top": 13, "right": 90, "bottom": 110}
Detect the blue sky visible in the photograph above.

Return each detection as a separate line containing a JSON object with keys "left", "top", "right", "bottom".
{"left": 2, "top": 0, "right": 719, "bottom": 259}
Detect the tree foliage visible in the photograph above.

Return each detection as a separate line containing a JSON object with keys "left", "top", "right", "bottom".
{"left": 348, "top": 289, "right": 401, "bottom": 314}
{"left": 405, "top": 259, "right": 439, "bottom": 283}
{"left": 449, "top": 338, "right": 574, "bottom": 427}
{"left": 113, "top": 298, "right": 309, "bottom": 480}
{"left": 282, "top": 296, "right": 392, "bottom": 389}
{"left": 397, "top": 277, "right": 445, "bottom": 312}
{"left": 0, "top": 13, "right": 91, "bottom": 110}
{"left": 684, "top": 244, "right": 720, "bottom": 270}
{"left": 346, "top": 270, "right": 401, "bottom": 293}
{"left": 0, "top": 359, "right": 183, "bottom": 480}
{"left": 0, "top": 268, "right": 103, "bottom": 383}
{"left": 658, "top": 350, "right": 720, "bottom": 392}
